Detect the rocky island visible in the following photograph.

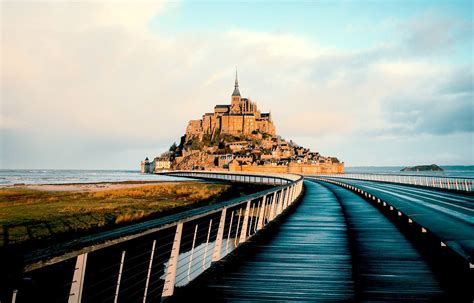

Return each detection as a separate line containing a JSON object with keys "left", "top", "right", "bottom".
{"left": 141, "top": 72, "right": 344, "bottom": 174}
{"left": 401, "top": 164, "right": 444, "bottom": 172}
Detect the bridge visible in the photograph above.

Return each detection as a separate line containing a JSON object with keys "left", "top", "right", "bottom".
{"left": 1, "top": 172, "right": 472, "bottom": 302}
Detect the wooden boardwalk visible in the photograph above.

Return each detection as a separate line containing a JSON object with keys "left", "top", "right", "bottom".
{"left": 173, "top": 180, "right": 448, "bottom": 302}
{"left": 321, "top": 181, "right": 444, "bottom": 302}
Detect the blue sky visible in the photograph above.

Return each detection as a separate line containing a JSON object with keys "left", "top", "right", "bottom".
{"left": 1, "top": 0, "right": 473, "bottom": 169}
{"left": 152, "top": 1, "right": 470, "bottom": 46}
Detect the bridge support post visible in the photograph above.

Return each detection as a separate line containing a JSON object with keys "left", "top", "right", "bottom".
{"left": 68, "top": 252, "right": 88, "bottom": 303}
{"left": 162, "top": 222, "right": 183, "bottom": 299}
{"left": 257, "top": 195, "right": 267, "bottom": 230}
{"left": 239, "top": 200, "right": 252, "bottom": 243}
{"left": 212, "top": 208, "right": 227, "bottom": 262}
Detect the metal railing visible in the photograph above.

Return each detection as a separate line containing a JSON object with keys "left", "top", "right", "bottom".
{"left": 6, "top": 171, "right": 303, "bottom": 303}
{"left": 314, "top": 173, "right": 473, "bottom": 192}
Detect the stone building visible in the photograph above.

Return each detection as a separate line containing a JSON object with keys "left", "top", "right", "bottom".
{"left": 140, "top": 157, "right": 150, "bottom": 173}
{"left": 185, "top": 71, "right": 276, "bottom": 140}
{"left": 153, "top": 157, "right": 171, "bottom": 171}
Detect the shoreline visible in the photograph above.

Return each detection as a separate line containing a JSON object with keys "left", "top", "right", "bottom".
{"left": 1, "top": 180, "right": 191, "bottom": 192}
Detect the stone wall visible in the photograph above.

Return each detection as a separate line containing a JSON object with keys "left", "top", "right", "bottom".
{"left": 229, "top": 162, "right": 345, "bottom": 174}
{"left": 186, "top": 120, "right": 203, "bottom": 136}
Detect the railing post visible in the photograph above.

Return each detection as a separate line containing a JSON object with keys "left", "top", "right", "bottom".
{"left": 250, "top": 202, "right": 258, "bottom": 234}
{"left": 212, "top": 208, "right": 227, "bottom": 262}
{"left": 239, "top": 200, "right": 252, "bottom": 243}
{"left": 143, "top": 240, "right": 156, "bottom": 303}
{"left": 187, "top": 224, "right": 198, "bottom": 282}
{"left": 248, "top": 203, "right": 256, "bottom": 236}
{"left": 114, "top": 251, "right": 126, "bottom": 303}
{"left": 68, "top": 253, "right": 88, "bottom": 303}
{"left": 276, "top": 190, "right": 284, "bottom": 215}
{"left": 283, "top": 187, "right": 290, "bottom": 210}
{"left": 234, "top": 209, "right": 242, "bottom": 247}
{"left": 291, "top": 185, "right": 295, "bottom": 204}
{"left": 287, "top": 186, "right": 292, "bottom": 205}
{"left": 290, "top": 185, "right": 295, "bottom": 204}
{"left": 11, "top": 289, "right": 18, "bottom": 303}
{"left": 257, "top": 195, "right": 267, "bottom": 230}
{"left": 269, "top": 191, "right": 278, "bottom": 220}
{"left": 280, "top": 188, "right": 287, "bottom": 211}
{"left": 202, "top": 219, "right": 213, "bottom": 270}
{"left": 162, "top": 222, "right": 183, "bottom": 299}
{"left": 225, "top": 210, "right": 234, "bottom": 254}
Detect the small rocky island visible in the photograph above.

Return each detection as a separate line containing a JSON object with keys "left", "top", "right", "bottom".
{"left": 401, "top": 164, "right": 444, "bottom": 172}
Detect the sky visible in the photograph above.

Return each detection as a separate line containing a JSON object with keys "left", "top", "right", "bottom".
{"left": 1, "top": 0, "right": 473, "bottom": 169}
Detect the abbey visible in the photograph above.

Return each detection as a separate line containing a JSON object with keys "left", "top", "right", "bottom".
{"left": 141, "top": 72, "right": 344, "bottom": 174}
{"left": 185, "top": 71, "right": 276, "bottom": 140}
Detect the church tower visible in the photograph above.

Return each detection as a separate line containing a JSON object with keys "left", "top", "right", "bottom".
{"left": 230, "top": 69, "right": 241, "bottom": 113}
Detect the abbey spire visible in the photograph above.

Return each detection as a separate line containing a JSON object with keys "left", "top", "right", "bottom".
{"left": 232, "top": 68, "right": 241, "bottom": 97}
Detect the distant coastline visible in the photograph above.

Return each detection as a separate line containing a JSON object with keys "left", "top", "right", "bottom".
{"left": 345, "top": 165, "right": 474, "bottom": 178}
{"left": 1, "top": 166, "right": 473, "bottom": 186}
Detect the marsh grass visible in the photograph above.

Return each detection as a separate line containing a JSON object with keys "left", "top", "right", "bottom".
{"left": 0, "top": 182, "right": 232, "bottom": 247}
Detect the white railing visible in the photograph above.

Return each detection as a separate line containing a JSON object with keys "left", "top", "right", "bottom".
{"left": 315, "top": 173, "right": 473, "bottom": 192}
{"left": 9, "top": 171, "right": 303, "bottom": 303}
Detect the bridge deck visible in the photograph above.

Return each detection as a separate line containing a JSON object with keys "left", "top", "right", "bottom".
{"left": 325, "top": 178, "right": 474, "bottom": 263}
{"left": 173, "top": 180, "right": 447, "bottom": 301}
{"left": 320, "top": 181, "right": 444, "bottom": 301}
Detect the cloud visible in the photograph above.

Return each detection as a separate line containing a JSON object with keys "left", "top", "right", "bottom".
{"left": 382, "top": 66, "right": 473, "bottom": 136}
{"left": 395, "top": 11, "right": 473, "bottom": 55}
{"left": 1, "top": 3, "right": 472, "bottom": 168}
{"left": 1, "top": 1, "right": 166, "bottom": 32}
{"left": 439, "top": 66, "right": 473, "bottom": 95}
{"left": 227, "top": 29, "right": 325, "bottom": 60}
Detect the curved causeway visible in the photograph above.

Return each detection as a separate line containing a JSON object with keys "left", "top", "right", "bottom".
{"left": 173, "top": 180, "right": 453, "bottom": 302}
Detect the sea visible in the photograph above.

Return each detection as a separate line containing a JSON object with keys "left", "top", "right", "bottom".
{"left": 0, "top": 166, "right": 473, "bottom": 186}
{"left": 345, "top": 166, "right": 474, "bottom": 178}
{"left": 0, "top": 169, "right": 183, "bottom": 186}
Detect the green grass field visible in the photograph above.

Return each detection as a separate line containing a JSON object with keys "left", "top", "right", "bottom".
{"left": 0, "top": 182, "right": 236, "bottom": 247}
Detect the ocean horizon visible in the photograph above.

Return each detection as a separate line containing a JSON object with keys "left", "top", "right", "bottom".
{"left": 1, "top": 165, "right": 473, "bottom": 185}
{"left": 0, "top": 169, "right": 183, "bottom": 185}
